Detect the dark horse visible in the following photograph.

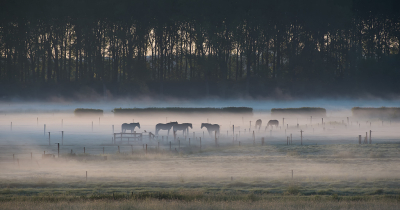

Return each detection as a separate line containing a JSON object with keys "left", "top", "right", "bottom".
{"left": 255, "top": 119, "right": 262, "bottom": 130}
{"left": 265, "top": 120, "right": 279, "bottom": 130}
{"left": 155, "top": 121, "right": 178, "bottom": 135}
{"left": 173, "top": 123, "right": 192, "bottom": 135}
{"left": 121, "top": 123, "right": 140, "bottom": 133}
{"left": 201, "top": 123, "right": 220, "bottom": 136}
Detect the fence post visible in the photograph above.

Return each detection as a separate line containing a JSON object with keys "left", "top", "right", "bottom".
{"left": 44, "top": 124, "right": 46, "bottom": 136}
{"left": 48, "top": 132, "right": 51, "bottom": 145}
{"left": 252, "top": 131, "right": 255, "bottom": 146}
{"left": 370, "top": 130, "right": 372, "bottom": 144}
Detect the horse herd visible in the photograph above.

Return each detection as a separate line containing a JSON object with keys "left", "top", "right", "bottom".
{"left": 121, "top": 119, "right": 279, "bottom": 136}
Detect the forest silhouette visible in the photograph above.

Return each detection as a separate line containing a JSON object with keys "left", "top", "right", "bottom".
{"left": 0, "top": 0, "right": 399, "bottom": 99}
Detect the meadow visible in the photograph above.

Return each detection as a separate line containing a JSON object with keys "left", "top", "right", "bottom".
{"left": 1, "top": 108, "right": 400, "bottom": 209}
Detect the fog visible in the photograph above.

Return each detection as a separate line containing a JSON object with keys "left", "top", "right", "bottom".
{"left": 1, "top": 99, "right": 400, "bottom": 191}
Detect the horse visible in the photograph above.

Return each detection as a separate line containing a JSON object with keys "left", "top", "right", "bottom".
{"left": 173, "top": 123, "right": 192, "bottom": 136}
{"left": 265, "top": 120, "right": 279, "bottom": 130}
{"left": 201, "top": 123, "right": 220, "bottom": 136}
{"left": 255, "top": 119, "right": 262, "bottom": 130}
{"left": 121, "top": 123, "right": 140, "bottom": 133}
{"left": 155, "top": 121, "right": 178, "bottom": 135}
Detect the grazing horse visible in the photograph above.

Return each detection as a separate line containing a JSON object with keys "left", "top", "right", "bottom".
{"left": 122, "top": 123, "right": 140, "bottom": 133}
{"left": 201, "top": 123, "right": 220, "bottom": 136}
{"left": 265, "top": 120, "right": 279, "bottom": 130}
{"left": 255, "top": 119, "right": 262, "bottom": 130}
{"left": 173, "top": 123, "right": 192, "bottom": 136}
{"left": 155, "top": 122, "right": 178, "bottom": 135}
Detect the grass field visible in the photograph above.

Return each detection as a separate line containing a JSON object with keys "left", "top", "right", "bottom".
{"left": 1, "top": 111, "right": 400, "bottom": 209}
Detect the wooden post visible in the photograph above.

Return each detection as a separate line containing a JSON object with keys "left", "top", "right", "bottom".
{"left": 359, "top": 135, "right": 361, "bottom": 144}
{"left": 300, "top": 130, "right": 303, "bottom": 145}
{"left": 215, "top": 131, "right": 217, "bottom": 146}
{"left": 48, "top": 132, "right": 51, "bottom": 145}
{"left": 365, "top": 132, "right": 368, "bottom": 144}
{"left": 253, "top": 131, "right": 255, "bottom": 146}
{"left": 44, "top": 124, "right": 46, "bottom": 136}
{"left": 370, "top": 130, "right": 372, "bottom": 144}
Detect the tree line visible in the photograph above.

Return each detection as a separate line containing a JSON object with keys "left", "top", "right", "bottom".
{"left": 0, "top": 0, "right": 399, "bottom": 97}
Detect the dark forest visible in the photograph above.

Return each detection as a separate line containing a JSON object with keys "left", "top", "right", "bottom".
{"left": 0, "top": 0, "right": 399, "bottom": 99}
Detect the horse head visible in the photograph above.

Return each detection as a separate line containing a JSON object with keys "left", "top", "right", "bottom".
{"left": 137, "top": 123, "right": 140, "bottom": 129}
{"left": 188, "top": 123, "right": 193, "bottom": 129}
{"left": 201, "top": 123, "right": 205, "bottom": 128}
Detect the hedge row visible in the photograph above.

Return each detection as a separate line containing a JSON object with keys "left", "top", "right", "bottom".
{"left": 113, "top": 107, "right": 253, "bottom": 114}
{"left": 74, "top": 108, "right": 104, "bottom": 116}
{"left": 351, "top": 107, "right": 400, "bottom": 119}
{"left": 271, "top": 107, "right": 327, "bottom": 117}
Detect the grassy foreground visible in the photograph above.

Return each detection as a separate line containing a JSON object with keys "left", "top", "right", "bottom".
{"left": 1, "top": 194, "right": 400, "bottom": 210}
